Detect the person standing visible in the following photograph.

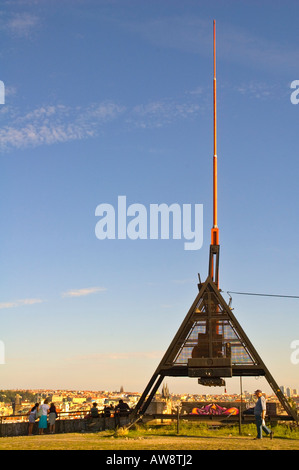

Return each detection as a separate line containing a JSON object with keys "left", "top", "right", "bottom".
{"left": 28, "top": 403, "right": 39, "bottom": 436}
{"left": 48, "top": 403, "right": 58, "bottom": 434}
{"left": 115, "top": 399, "right": 130, "bottom": 416}
{"left": 90, "top": 402, "right": 99, "bottom": 418}
{"left": 253, "top": 390, "right": 273, "bottom": 439}
{"left": 38, "top": 399, "right": 50, "bottom": 434}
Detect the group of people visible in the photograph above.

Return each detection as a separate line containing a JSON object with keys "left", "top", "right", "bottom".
{"left": 89, "top": 399, "right": 131, "bottom": 419}
{"left": 28, "top": 399, "right": 58, "bottom": 436}
{"left": 28, "top": 398, "right": 131, "bottom": 435}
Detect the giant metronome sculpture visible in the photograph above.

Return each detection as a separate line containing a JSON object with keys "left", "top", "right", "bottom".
{"left": 131, "top": 21, "right": 297, "bottom": 423}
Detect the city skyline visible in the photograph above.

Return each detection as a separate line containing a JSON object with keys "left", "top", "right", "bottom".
{"left": 0, "top": 0, "right": 299, "bottom": 395}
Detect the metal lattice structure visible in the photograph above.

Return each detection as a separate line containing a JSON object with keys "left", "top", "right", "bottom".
{"left": 172, "top": 291, "right": 255, "bottom": 367}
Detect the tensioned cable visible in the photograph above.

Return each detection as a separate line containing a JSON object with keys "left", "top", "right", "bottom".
{"left": 227, "top": 291, "right": 299, "bottom": 299}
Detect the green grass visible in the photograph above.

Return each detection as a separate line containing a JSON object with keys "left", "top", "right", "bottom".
{"left": 116, "top": 421, "right": 299, "bottom": 440}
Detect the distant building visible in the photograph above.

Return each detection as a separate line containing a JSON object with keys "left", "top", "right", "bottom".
{"left": 73, "top": 397, "right": 86, "bottom": 404}
{"left": 161, "top": 383, "right": 170, "bottom": 400}
{"left": 12, "top": 394, "right": 22, "bottom": 414}
{"left": 52, "top": 394, "right": 64, "bottom": 402}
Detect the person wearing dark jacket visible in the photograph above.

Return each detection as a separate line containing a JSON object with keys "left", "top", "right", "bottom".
{"left": 115, "top": 399, "right": 130, "bottom": 416}
{"left": 90, "top": 402, "right": 99, "bottom": 418}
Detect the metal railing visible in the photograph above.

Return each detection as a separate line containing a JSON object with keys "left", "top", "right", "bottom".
{"left": 0, "top": 409, "right": 130, "bottom": 424}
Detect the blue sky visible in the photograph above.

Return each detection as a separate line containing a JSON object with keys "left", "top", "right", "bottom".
{"left": 0, "top": 0, "right": 299, "bottom": 396}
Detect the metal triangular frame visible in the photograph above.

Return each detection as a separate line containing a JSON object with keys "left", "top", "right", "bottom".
{"left": 130, "top": 22, "right": 297, "bottom": 424}
{"left": 131, "top": 276, "right": 297, "bottom": 422}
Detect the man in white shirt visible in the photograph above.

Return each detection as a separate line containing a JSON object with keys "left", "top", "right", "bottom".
{"left": 38, "top": 399, "right": 50, "bottom": 434}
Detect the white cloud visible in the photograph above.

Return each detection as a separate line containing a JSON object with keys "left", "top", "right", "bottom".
{"left": 129, "top": 98, "right": 201, "bottom": 129}
{"left": 0, "top": 93, "right": 205, "bottom": 151}
{"left": 5, "top": 12, "right": 39, "bottom": 37}
{"left": 0, "top": 123, "right": 93, "bottom": 149}
{"left": 85, "top": 102, "right": 125, "bottom": 121}
{"left": 186, "top": 87, "right": 203, "bottom": 96}
{"left": 0, "top": 285, "right": 107, "bottom": 309}
{"left": 5, "top": 85, "right": 17, "bottom": 97}
{"left": 0, "top": 298, "right": 43, "bottom": 309}
{"left": 236, "top": 81, "right": 279, "bottom": 100}
{"left": 62, "top": 286, "right": 107, "bottom": 298}
{"left": 172, "top": 278, "right": 194, "bottom": 285}
{"left": 67, "top": 350, "right": 163, "bottom": 362}
{"left": 0, "top": 101, "right": 125, "bottom": 151}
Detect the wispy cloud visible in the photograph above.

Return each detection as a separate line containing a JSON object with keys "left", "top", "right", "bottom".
{"left": 5, "top": 85, "right": 17, "bottom": 97}
{"left": 0, "top": 298, "right": 43, "bottom": 309}
{"left": 0, "top": 285, "right": 107, "bottom": 309}
{"left": 0, "top": 91, "right": 206, "bottom": 151}
{"left": 235, "top": 81, "right": 280, "bottom": 100}
{"left": 0, "top": 77, "right": 280, "bottom": 152}
{"left": 129, "top": 98, "right": 201, "bottom": 129}
{"left": 61, "top": 286, "right": 107, "bottom": 298}
{"left": 0, "top": 101, "right": 125, "bottom": 151}
{"left": 68, "top": 350, "right": 163, "bottom": 362}
{"left": 2, "top": 12, "right": 39, "bottom": 37}
{"left": 172, "top": 278, "right": 194, "bottom": 285}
